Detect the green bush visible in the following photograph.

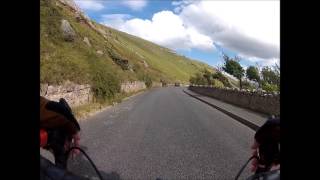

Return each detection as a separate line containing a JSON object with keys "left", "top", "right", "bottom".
{"left": 160, "top": 79, "right": 167, "bottom": 86}
{"left": 145, "top": 78, "right": 152, "bottom": 88}
{"left": 189, "top": 71, "right": 231, "bottom": 88}
{"left": 212, "top": 79, "right": 224, "bottom": 88}
{"left": 90, "top": 63, "right": 120, "bottom": 101}
{"left": 262, "top": 82, "right": 279, "bottom": 92}
{"left": 212, "top": 71, "right": 232, "bottom": 87}
{"left": 106, "top": 49, "right": 131, "bottom": 70}
{"left": 189, "top": 73, "right": 207, "bottom": 85}
{"left": 137, "top": 72, "right": 152, "bottom": 88}
{"left": 242, "top": 80, "right": 255, "bottom": 90}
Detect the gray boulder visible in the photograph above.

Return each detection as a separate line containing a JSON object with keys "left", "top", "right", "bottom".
{"left": 96, "top": 50, "right": 103, "bottom": 55}
{"left": 60, "top": 19, "right": 76, "bottom": 41}
{"left": 83, "top": 37, "right": 91, "bottom": 47}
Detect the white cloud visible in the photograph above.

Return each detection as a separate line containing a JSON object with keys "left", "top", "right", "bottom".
{"left": 243, "top": 55, "right": 280, "bottom": 67}
{"left": 173, "top": 6, "right": 182, "bottom": 13}
{"left": 262, "top": 58, "right": 280, "bottom": 67}
{"left": 100, "top": 0, "right": 279, "bottom": 66}
{"left": 74, "top": 0, "right": 104, "bottom": 11}
{"left": 172, "top": 0, "right": 196, "bottom": 7}
{"left": 101, "top": 14, "right": 132, "bottom": 28}
{"left": 178, "top": 1, "right": 279, "bottom": 59}
{"left": 172, "top": 0, "right": 195, "bottom": 13}
{"left": 121, "top": 0, "right": 147, "bottom": 11}
{"left": 101, "top": 11, "right": 215, "bottom": 51}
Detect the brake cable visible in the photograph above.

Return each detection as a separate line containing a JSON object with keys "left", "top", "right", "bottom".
{"left": 234, "top": 155, "right": 258, "bottom": 180}
{"left": 66, "top": 146, "right": 104, "bottom": 180}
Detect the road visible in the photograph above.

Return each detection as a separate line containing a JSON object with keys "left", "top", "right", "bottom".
{"left": 69, "top": 87, "right": 255, "bottom": 180}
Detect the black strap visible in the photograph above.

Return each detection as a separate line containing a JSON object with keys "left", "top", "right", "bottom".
{"left": 235, "top": 155, "right": 258, "bottom": 180}
{"left": 66, "top": 147, "right": 104, "bottom": 180}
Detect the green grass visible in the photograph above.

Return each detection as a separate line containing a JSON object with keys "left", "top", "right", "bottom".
{"left": 100, "top": 24, "right": 215, "bottom": 83}
{"left": 40, "top": 0, "right": 219, "bottom": 102}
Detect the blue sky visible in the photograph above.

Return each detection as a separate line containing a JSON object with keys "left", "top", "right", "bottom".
{"left": 83, "top": 1, "right": 173, "bottom": 20}
{"left": 75, "top": 0, "right": 280, "bottom": 69}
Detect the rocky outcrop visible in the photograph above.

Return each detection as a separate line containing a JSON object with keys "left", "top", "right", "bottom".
{"left": 96, "top": 27, "right": 107, "bottom": 36}
{"left": 40, "top": 81, "right": 92, "bottom": 107}
{"left": 60, "top": 19, "right": 76, "bottom": 41}
{"left": 143, "top": 60, "right": 149, "bottom": 68}
{"left": 58, "top": 0, "right": 116, "bottom": 44}
{"left": 96, "top": 50, "right": 103, "bottom": 55}
{"left": 59, "top": 0, "right": 81, "bottom": 12}
{"left": 121, "top": 81, "right": 146, "bottom": 93}
{"left": 83, "top": 37, "right": 91, "bottom": 47}
{"left": 152, "top": 82, "right": 162, "bottom": 87}
{"left": 58, "top": 0, "right": 96, "bottom": 35}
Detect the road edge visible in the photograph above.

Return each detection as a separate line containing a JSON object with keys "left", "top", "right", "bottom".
{"left": 183, "top": 89, "right": 259, "bottom": 131}
{"left": 77, "top": 89, "right": 149, "bottom": 121}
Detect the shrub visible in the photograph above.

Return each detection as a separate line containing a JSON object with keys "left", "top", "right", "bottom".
{"left": 90, "top": 63, "right": 120, "bottom": 101}
{"left": 262, "top": 82, "right": 279, "bottom": 92}
{"left": 143, "top": 74, "right": 153, "bottom": 88}
{"left": 242, "top": 80, "right": 255, "bottom": 90}
{"left": 107, "top": 49, "right": 130, "bottom": 70}
{"left": 212, "top": 79, "right": 224, "bottom": 88}
{"left": 212, "top": 71, "right": 232, "bottom": 87}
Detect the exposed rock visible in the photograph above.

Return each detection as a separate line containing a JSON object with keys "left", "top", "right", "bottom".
{"left": 121, "top": 81, "right": 146, "bottom": 93}
{"left": 41, "top": 81, "right": 92, "bottom": 107}
{"left": 60, "top": 19, "right": 76, "bottom": 42}
{"left": 96, "top": 50, "right": 103, "bottom": 55}
{"left": 75, "top": 13, "right": 86, "bottom": 23}
{"left": 152, "top": 82, "right": 162, "bottom": 88}
{"left": 135, "top": 52, "right": 144, "bottom": 59}
{"left": 59, "top": 0, "right": 82, "bottom": 12}
{"left": 96, "top": 27, "right": 107, "bottom": 36}
{"left": 143, "top": 60, "right": 149, "bottom": 68}
{"left": 83, "top": 37, "right": 91, "bottom": 47}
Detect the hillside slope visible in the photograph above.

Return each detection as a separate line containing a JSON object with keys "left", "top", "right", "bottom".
{"left": 40, "top": 0, "right": 216, "bottom": 99}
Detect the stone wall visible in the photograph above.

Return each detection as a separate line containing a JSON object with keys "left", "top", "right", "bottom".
{"left": 40, "top": 81, "right": 148, "bottom": 107}
{"left": 152, "top": 82, "right": 162, "bottom": 88}
{"left": 189, "top": 86, "right": 280, "bottom": 116}
{"left": 40, "top": 81, "right": 92, "bottom": 107}
{"left": 120, "top": 81, "right": 146, "bottom": 93}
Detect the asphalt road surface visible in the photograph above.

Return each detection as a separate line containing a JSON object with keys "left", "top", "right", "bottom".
{"left": 69, "top": 87, "right": 255, "bottom": 180}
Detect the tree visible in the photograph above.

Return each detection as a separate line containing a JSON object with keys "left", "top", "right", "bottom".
{"left": 260, "top": 66, "right": 280, "bottom": 92}
{"left": 246, "top": 66, "right": 260, "bottom": 82}
{"left": 222, "top": 54, "right": 245, "bottom": 89}
{"left": 261, "top": 66, "right": 279, "bottom": 86}
{"left": 273, "top": 63, "right": 280, "bottom": 77}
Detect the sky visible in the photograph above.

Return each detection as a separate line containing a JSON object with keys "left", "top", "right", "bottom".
{"left": 74, "top": 0, "right": 280, "bottom": 69}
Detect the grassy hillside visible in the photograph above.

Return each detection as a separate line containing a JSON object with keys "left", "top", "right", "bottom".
{"left": 40, "top": 0, "right": 216, "bottom": 100}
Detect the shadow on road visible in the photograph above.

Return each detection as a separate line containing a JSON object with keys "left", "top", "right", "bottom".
{"left": 99, "top": 170, "right": 121, "bottom": 180}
